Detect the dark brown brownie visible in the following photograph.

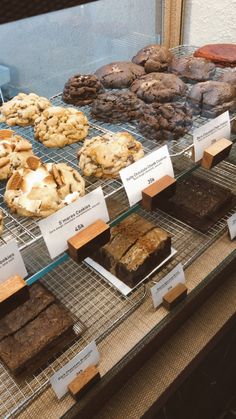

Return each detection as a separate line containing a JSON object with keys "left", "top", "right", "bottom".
{"left": 158, "top": 175, "right": 234, "bottom": 232}
{"left": 187, "top": 81, "right": 236, "bottom": 117}
{"left": 91, "top": 91, "right": 143, "bottom": 123}
{"left": 0, "top": 303, "right": 75, "bottom": 375}
{"left": 93, "top": 214, "right": 171, "bottom": 287}
{"left": 0, "top": 283, "right": 55, "bottom": 341}
{"left": 94, "top": 61, "right": 145, "bottom": 89}
{"left": 138, "top": 102, "right": 192, "bottom": 142}
{"left": 169, "top": 56, "right": 216, "bottom": 82}
{"left": 132, "top": 44, "right": 173, "bottom": 73}
{"left": 62, "top": 74, "right": 104, "bottom": 106}
{"left": 130, "top": 73, "right": 187, "bottom": 103}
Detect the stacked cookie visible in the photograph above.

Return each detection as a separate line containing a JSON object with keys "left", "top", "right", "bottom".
{"left": 63, "top": 74, "right": 104, "bottom": 106}
{"left": 91, "top": 91, "right": 143, "bottom": 122}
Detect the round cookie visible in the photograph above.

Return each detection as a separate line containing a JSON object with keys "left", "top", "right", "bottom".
{"left": 130, "top": 73, "right": 187, "bottom": 103}
{"left": 132, "top": 44, "right": 173, "bottom": 73}
{"left": 78, "top": 132, "right": 144, "bottom": 179}
{"left": 138, "top": 103, "right": 192, "bottom": 142}
{"left": 63, "top": 74, "right": 104, "bottom": 106}
{"left": 169, "top": 56, "right": 216, "bottom": 82}
{"left": 91, "top": 91, "right": 143, "bottom": 123}
{"left": 0, "top": 209, "right": 3, "bottom": 236}
{"left": 94, "top": 61, "right": 145, "bottom": 89}
{"left": 4, "top": 157, "right": 85, "bottom": 218}
{"left": 34, "top": 106, "right": 89, "bottom": 148}
{"left": 0, "top": 93, "right": 51, "bottom": 127}
{"left": 0, "top": 130, "right": 34, "bottom": 180}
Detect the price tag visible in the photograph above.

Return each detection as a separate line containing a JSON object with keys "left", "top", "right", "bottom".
{"left": 119, "top": 145, "right": 174, "bottom": 206}
{"left": 38, "top": 187, "right": 109, "bottom": 259}
{"left": 50, "top": 341, "right": 100, "bottom": 399}
{"left": 150, "top": 263, "right": 185, "bottom": 309}
{"left": 227, "top": 213, "right": 236, "bottom": 240}
{"left": 0, "top": 240, "right": 27, "bottom": 284}
{"left": 193, "top": 111, "right": 230, "bottom": 162}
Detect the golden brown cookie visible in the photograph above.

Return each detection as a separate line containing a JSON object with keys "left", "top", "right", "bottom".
{"left": 78, "top": 132, "right": 144, "bottom": 179}
{"left": 34, "top": 106, "right": 89, "bottom": 148}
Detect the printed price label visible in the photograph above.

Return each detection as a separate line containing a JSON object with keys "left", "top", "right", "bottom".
{"left": 227, "top": 213, "right": 236, "bottom": 240}
{"left": 50, "top": 341, "right": 100, "bottom": 399}
{"left": 38, "top": 187, "right": 109, "bottom": 259}
{"left": 0, "top": 240, "right": 27, "bottom": 284}
{"left": 119, "top": 145, "right": 174, "bottom": 206}
{"left": 193, "top": 111, "right": 231, "bottom": 162}
{"left": 151, "top": 263, "right": 185, "bottom": 309}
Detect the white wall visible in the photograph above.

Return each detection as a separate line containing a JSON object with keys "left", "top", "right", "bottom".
{"left": 183, "top": 0, "right": 236, "bottom": 45}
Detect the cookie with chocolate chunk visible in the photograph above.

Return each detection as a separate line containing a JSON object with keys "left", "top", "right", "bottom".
{"left": 63, "top": 74, "right": 104, "bottom": 106}
{"left": 94, "top": 61, "right": 145, "bottom": 89}
{"left": 132, "top": 44, "right": 173, "bottom": 73}
{"left": 91, "top": 91, "right": 143, "bottom": 122}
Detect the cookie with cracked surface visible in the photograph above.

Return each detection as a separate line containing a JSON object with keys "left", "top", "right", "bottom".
{"left": 169, "top": 56, "right": 216, "bottom": 82}
{"left": 34, "top": 106, "right": 89, "bottom": 148}
{"left": 91, "top": 91, "right": 143, "bottom": 122}
{"left": 132, "top": 44, "right": 173, "bottom": 73}
{"left": 130, "top": 73, "right": 187, "bottom": 103}
{"left": 63, "top": 74, "right": 104, "bottom": 106}
{"left": 78, "top": 132, "right": 144, "bottom": 179}
{"left": 4, "top": 157, "right": 85, "bottom": 217}
{"left": 219, "top": 68, "right": 236, "bottom": 86}
{"left": 94, "top": 61, "right": 145, "bottom": 89}
{"left": 0, "top": 93, "right": 51, "bottom": 127}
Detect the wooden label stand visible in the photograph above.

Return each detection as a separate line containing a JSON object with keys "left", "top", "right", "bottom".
{"left": 67, "top": 219, "right": 110, "bottom": 263}
{"left": 0, "top": 275, "right": 29, "bottom": 318}
{"left": 68, "top": 365, "right": 101, "bottom": 400}
{"left": 201, "top": 138, "right": 233, "bottom": 169}
{"left": 162, "top": 283, "right": 187, "bottom": 311}
{"left": 142, "top": 175, "right": 176, "bottom": 211}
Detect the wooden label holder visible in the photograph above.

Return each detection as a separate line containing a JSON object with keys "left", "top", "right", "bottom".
{"left": 67, "top": 219, "right": 110, "bottom": 263}
{"left": 142, "top": 175, "right": 176, "bottom": 211}
{"left": 201, "top": 138, "right": 233, "bottom": 170}
{"left": 0, "top": 275, "right": 29, "bottom": 318}
{"left": 68, "top": 365, "right": 101, "bottom": 400}
{"left": 162, "top": 282, "right": 187, "bottom": 311}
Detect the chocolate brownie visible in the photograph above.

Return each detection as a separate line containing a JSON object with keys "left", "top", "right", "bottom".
{"left": 219, "top": 68, "right": 236, "bottom": 86}
{"left": 91, "top": 91, "right": 143, "bottom": 122}
{"left": 194, "top": 44, "right": 236, "bottom": 67}
{"left": 187, "top": 81, "right": 236, "bottom": 117}
{"left": 0, "top": 283, "right": 55, "bottom": 341}
{"left": 132, "top": 44, "right": 173, "bottom": 73}
{"left": 130, "top": 73, "right": 187, "bottom": 103}
{"left": 138, "top": 102, "right": 192, "bottom": 142}
{"left": 158, "top": 175, "right": 234, "bottom": 232}
{"left": 94, "top": 61, "right": 145, "bottom": 89}
{"left": 169, "top": 56, "right": 216, "bottom": 82}
{"left": 62, "top": 74, "right": 104, "bottom": 106}
{"left": 0, "top": 303, "right": 75, "bottom": 375}
{"left": 93, "top": 214, "right": 171, "bottom": 287}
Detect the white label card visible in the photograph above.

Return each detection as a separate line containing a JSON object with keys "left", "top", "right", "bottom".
{"left": 227, "top": 213, "right": 236, "bottom": 240}
{"left": 50, "top": 341, "right": 100, "bottom": 399}
{"left": 119, "top": 145, "right": 174, "bottom": 207}
{"left": 0, "top": 240, "right": 27, "bottom": 284}
{"left": 38, "top": 187, "right": 109, "bottom": 259}
{"left": 151, "top": 263, "right": 185, "bottom": 309}
{"left": 193, "top": 111, "right": 231, "bottom": 162}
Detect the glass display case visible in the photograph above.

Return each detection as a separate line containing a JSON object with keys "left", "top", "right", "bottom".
{"left": 0, "top": 1, "right": 236, "bottom": 417}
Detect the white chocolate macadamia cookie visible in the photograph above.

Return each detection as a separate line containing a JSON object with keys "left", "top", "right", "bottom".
{"left": 0, "top": 93, "right": 51, "bottom": 126}
{"left": 0, "top": 130, "right": 34, "bottom": 180}
{"left": 0, "top": 209, "right": 3, "bottom": 236}
{"left": 34, "top": 106, "right": 89, "bottom": 148}
{"left": 78, "top": 132, "right": 144, "bottom": 179}
{"left": 4, "top": 156, "right": 85, "bottom": 218}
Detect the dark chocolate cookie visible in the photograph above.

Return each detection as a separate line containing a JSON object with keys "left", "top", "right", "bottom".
{"left": 138, "top": 102, "right": 192, "bottom": 142}
{"left": 169, "top": 56, "right": 216, "bottom": 82}
{"left": 132, "top": 44, "right": 173, "bottom": 72}
{"left": 62, "top": 74, "right": 103, "bottom": 106}
{"left": 219, "top": 68, "right": 236, "bottom": 86}
{"left": 91, "top": 91, "right": 143, "bottom": 122}
{"left": 130, "top": 73, "right": 187, "bottom": 103}
{"left": 94, "top": 61, "right": 145, "bottom": 89}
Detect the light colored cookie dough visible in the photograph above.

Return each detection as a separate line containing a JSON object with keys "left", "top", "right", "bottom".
{"left": 0, "top": 209, "right": 3, "bottom": 236}
{"left": 78, "top": 132, "right": 144, "bottom": 179}
{"left": 0, "top": 93, "right": 51, "bottom": 126}
{"left": 34, "top": 106, "right": 89, "bottom": 148}
{"left": 0, "top": 130, "right": 34, "bottom": 180}
{"left": 4, "top": 156, "right": 85, "bottom": 218}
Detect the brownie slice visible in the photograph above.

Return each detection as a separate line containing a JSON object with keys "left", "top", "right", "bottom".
{"left": 0, "top": 283, "right": 55, "bottom": 341}
{"left": 0, "top": 303, "right": 75, "bottom": 376}
{"left": 158, "top": 175, "right": 234, "bottom": 232}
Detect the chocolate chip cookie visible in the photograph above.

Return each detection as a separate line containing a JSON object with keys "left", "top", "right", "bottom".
{"left": 91, "top": 91, "right": 143, "bottom": 122}
{"left": 132, "top": 44, "right": 173, "bottom": 72}
{"left": 62, "top": 74, "right": 104, "bottom": 106}
{"left": 94, "top": 61, "right": 145, "bottom": 89}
